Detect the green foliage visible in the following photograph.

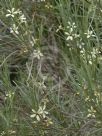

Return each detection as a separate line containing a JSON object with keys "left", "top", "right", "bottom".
{"left": 0, "top": 0, "right": 102, "bottom": 135}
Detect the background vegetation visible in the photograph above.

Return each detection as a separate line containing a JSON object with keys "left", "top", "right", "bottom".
{"left": 0, "top": 0, "right": 102, "bottom": 135}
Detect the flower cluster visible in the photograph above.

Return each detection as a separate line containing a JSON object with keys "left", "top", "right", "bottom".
{"left": 6, "top": 8, "right": 26, "bottom": 23}
{"left": 0, "top": 130, "right": 16, "bottom": 136}
{"left": 80, "top": 47, "right": 100, "bottom": 65}
{"left": 63, "top": 21, "right": 99, "bottom": 66}
{"left": 45, "top": 3, "right": 53, "bottom": 9}
{"left": 6, "top": 8, "right": 27, "bottom": 35}
{"left": 64, "top": 21, "right": 80, "bottom": 48}
{"left": 87, "top": 106, "right": 96, "bottom": 118}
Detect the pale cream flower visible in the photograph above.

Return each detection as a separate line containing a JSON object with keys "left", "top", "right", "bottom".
{"left": 5, "top": 92, "right": 14, "bottom": 99}
{"left": 67, "top": 22, "right": 77, "bottom": 32}
{"left": 10, "top": 24, "right": 19, "bottom": 34}
{"left": 38, "top": 81, "right": 46, "bottom": 89}
{"left": 44, "top": 117, "right": 53, "bottom": 126}
{"left": 56, "top": 25, "right": 63, "bottom": 32}
{"left": 6, "top": 8, "right": 21, "bottom": 18}
{"left": 0, "top": 131, "right": 6, "bottom": 136}
{"left": 84, "top": 30, "right": 95, "bottom": 38}
{"left": 87, "top": 106, "right": 96, "bottom": 118}
{"left": 65, "top": 21, "right": 79, "bottom": 41}
{"left": 33, "top": 50, "right": 43, "bottom": 59}
{"left": 19, "top": 14, "right": 27, "bottom": 23}
{"left": 65, "top": 32, "right": 73, "bottom": 41}
{"left": 30, "top": 104, "right": 48, "bottom": 121}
